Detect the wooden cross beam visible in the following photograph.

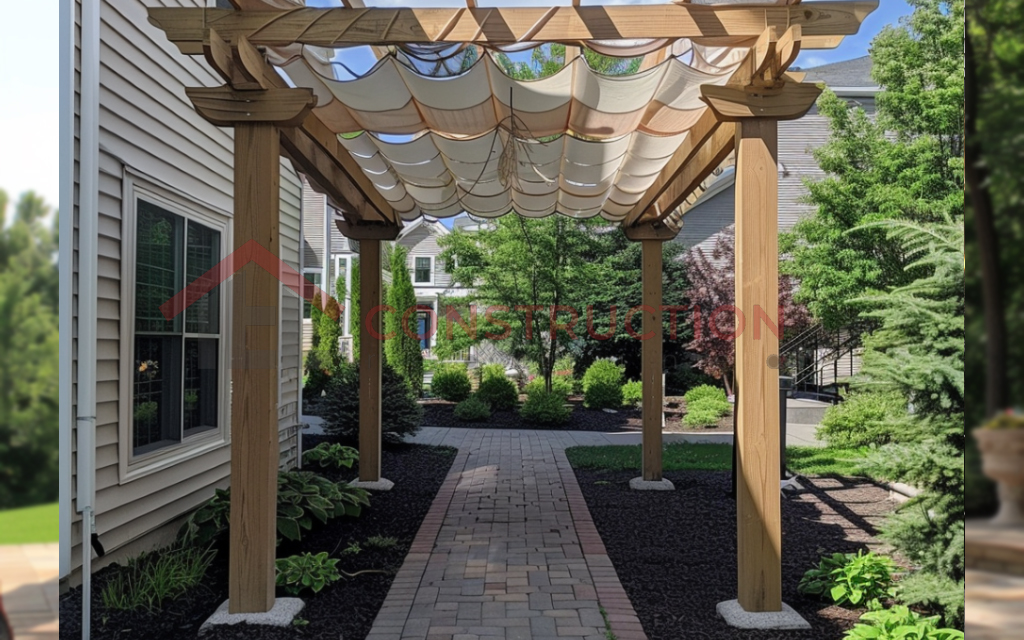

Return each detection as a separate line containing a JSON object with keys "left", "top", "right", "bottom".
{"left": 624, "top": 26, "right": 806, "bottom": 228}
{"left": 148, "top": 2, "right": 877, "bottom": 53}
{"left": 199, "top": 29, "right": 398, "bottom": 225}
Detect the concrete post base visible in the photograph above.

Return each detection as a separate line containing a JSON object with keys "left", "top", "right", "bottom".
{"left": 716, "top": 600, "right": 811, "bottom": 630}
{"left": 349, "top": 478, "right": 395, "bottom": 491}
{"left": 199, "top": 599, "right": 305, "bottom": 635}
{"left": 629, "top": 477, "right": 676, "bottom": 491}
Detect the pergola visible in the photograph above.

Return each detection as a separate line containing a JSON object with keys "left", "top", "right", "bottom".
{"left": 149, "top": 0, "right": 875, "bottom": 622}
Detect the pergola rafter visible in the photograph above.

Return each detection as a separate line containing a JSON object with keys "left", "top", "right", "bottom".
{"left": 149, "top": 2, "right": 875, "bottom": 53}
{"left": 145, "top": 0, "right": 874, "bottom": 623}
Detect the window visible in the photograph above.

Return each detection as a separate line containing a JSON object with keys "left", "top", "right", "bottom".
{"left": 303, "top": 270, "right": 321, "bottom": 319}
{"left": 414, "top": 256, "right": 432, "bottom": 284}
{"left": 132, "top": 200, "right": 222, "bottom": 456}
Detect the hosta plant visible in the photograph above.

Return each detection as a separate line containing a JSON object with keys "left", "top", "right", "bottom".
{"left": 276, "top": 471, "right": 371, "bottom": 542}
{"left": 302, "top": 442, "right": 359, "bottom": 471}
{"left": 275, "top": 552, "right": 341, "bottom": 596}
{"left": 799, "top": 550, "right": 898, "bottom": 608}
{"left": 843, "top": 606, "right": 964, "bottom": 640}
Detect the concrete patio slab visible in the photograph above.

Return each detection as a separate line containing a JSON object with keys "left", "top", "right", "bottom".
{"left": 0, "top": 543, "right": 59, "bottom": 640}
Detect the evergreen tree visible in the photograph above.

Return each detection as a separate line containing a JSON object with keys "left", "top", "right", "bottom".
{"left": 316, "top": 296, "right": 343, "bottom": 372}
{"left": 350, "top": 258, "right": 360, "bottom": 361}
{"left": 385, "top": 245, "right": 424, "bottom": 394}
{"left": 858, "top": 217, "right": 965, "bottom": 627}
{"left": 0, "top": 190, "right": 59, "bottom": 509}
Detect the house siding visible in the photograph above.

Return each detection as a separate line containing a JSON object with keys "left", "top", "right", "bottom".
{"left": 675, "top": 98, "right": 878, "bottom": 261}
{"left": 402, "top": 223, "right": 453, "bottom": 289}
{"left": 70, "top": 0, "right": 301, "bottom": 578}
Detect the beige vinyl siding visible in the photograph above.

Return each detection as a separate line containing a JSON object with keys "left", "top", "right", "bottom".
{"left": 674, "top": 98, "right": 878, "bottom": 264}
{"left": 70, "top": 0, "right": 301, "bottom": 577}
{"left": 302, "top": 179, "right": 326, "bottom": 269}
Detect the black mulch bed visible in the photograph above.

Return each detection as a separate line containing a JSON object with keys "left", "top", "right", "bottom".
{"left": 419, "top": 397, "right": 734, "bottom": 433}
{"left": 573, "top": 468, "right": 895, "bottom": 640}
{"left": 59, "top": 439, "right": 457, "bottom": 640}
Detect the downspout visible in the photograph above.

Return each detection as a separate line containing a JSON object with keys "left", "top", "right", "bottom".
{"left": 59, "top": 0, "right": 74, "bottom": 584}
{"left": 78, "top": 0, "right": 102, "bottom": 636}
{"left": 297, "top": 184, "right": 304, "bottom": 469}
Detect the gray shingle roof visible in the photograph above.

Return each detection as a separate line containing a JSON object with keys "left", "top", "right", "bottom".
{"left": 799, "top": 56, "right": 875, "bottom": 88}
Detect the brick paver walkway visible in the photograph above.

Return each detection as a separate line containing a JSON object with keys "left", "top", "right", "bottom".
{"left": 0, "top": 544, "right": 59, "bottom": 640}
{"left": 365, "top": 428, "right": 647, "bottom": 640}
{"left": 966, "top": 570, "right": 1024, "bottom": 640}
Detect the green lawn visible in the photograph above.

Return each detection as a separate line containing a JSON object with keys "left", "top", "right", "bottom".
{"left": 786, "top": 446, "right": 871, "bottom": 477}
{"left": 566, "top": 442, "right": 733, "bottom": 472}
{"left": 565, "top": 443, "right": 871, "bottom": 478}
{"left": 0, "top": 503, "right": 59, "bottom": 545}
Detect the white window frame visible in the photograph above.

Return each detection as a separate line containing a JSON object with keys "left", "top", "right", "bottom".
{"left": 302, "top": 268, "right": 322, "bottom": 321}
{"left": 412, "top": 255, "right": 434, "bottom": 286}
{"left": 118, "top": 174, "right": 232, "bottom": 484}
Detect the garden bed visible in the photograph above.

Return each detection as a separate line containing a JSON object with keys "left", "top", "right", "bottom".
{"left": 419, "top": 396, "right": 734, "bottom": 433}
{"left": 59, "top": 440, "right": 457, "bottom": 640}
{"left": 571, "top": 467, "right": 894, "bottom": 640}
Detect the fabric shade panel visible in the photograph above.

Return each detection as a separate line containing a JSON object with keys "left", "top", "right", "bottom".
{"left": 339, "top": 128, "right": 692, "bottom": 221}
{"left": 279, "top": 52, "right": 735, "bottom": 139}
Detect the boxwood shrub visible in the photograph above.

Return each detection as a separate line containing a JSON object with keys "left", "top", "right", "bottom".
{"left": 520, "top": 389, "right": 571, "bottom": 425}
{"left": 475, "top": 375, "right": 519, "bottom": 411}
{"left": 622, "top": 380, "right": 643, "bottom": 407}
{"left": 583, "top": 360, "right": 624, "bottom": 410}
{"left": 431, "top": 363, "right": 472, "bottom": 402}
{"left": 454, "top": 395, "right": 491, "bottom": 422}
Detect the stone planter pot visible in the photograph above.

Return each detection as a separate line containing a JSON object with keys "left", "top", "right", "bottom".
{"left": 974, "top": 428, "right": 1024, "bottom": 526}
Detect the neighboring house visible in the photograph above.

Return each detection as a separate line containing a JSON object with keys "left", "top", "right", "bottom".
{"left": 301, "top": 182, "right": 474, "bottom": 359}
{"left": 60, "top": 0, "right": 304, "bottom": 586}
{"left": 671, "top": 56, "right": 878, "bottom": 385}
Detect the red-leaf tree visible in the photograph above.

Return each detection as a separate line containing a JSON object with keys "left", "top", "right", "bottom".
{"left": 683, "top": 225, "right": 810, "bottom": 395}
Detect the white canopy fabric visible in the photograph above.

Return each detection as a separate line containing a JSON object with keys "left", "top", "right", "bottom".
{"left": 253, "top": 0, "right": 790, "bottom": 221}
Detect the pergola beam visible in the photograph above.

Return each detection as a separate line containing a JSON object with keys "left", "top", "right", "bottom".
{"left": 199, "top": 30, "right": 399, "bottom": 225}
{"left": 149, "top": 2, "right": 877, "bottom": 53}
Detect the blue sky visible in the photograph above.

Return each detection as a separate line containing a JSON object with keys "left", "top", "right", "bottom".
{"left": 0, "top": 1, "right": 909, "bottom": 208}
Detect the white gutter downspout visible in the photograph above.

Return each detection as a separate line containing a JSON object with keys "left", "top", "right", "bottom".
{"left": 59, "top": 0, "right": 74, "bottom": 585}
{"left": 297, "top": 186, "right": 304, "bottom": 469}
{"left": 78, "top": 0, "right": 101, "bottom": 637}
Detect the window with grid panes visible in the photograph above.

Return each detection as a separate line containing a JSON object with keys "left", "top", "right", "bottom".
{"left": 414, "top": 256, "right": 432, "bottom": 284}
{"left": 132, "top": 200, "right": 221, "bottom": 455}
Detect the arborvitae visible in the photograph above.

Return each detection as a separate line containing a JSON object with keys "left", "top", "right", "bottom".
{"left": 384, "top": 245, "right": 424, "bottom": 394}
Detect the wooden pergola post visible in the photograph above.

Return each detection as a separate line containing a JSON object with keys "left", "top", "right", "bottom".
{"left": 701, "top": 79, "right": 821, "bottom": 616}
{"left": 641, "top": 239, "right": 663, "bottom": 482}
{"left": 624, "top": 223, "right": 679, "bottom": 485}
{"left": 337, "top": 220, "right": 401, "bottom": 485}
{"left": 228, "top": 122, "right": 281, "bottom": 614}
{"left": 188, "top": 85, "right": 316, "bottom": 614}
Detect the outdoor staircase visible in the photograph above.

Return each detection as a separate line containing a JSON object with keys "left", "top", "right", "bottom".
{"left": 780, "top": 322, "right": 871, "bottom": 400}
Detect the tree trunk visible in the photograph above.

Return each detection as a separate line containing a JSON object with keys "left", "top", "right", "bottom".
{"left": 966, "top": 32, "right": 1008, "bottom": 418}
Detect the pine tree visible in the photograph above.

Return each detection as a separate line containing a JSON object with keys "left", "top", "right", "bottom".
{"left": 316, "top": 296, "right": 343, "bottom": 372}
{"left": 385, "top": 245, "right": 424, "bottom": 394}
{"left": 350, "top": 258, "right": 360, "bottom": 361}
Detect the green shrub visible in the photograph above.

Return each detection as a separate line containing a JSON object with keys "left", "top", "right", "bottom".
{"left": 817, "top": 390, "right": 906, "bottom": 448}
{"left": 799, "top": 551, "right": 897, "bottom": 608}
{"left": 178, "top": 472, "right": 370, "bottom": 547}
{"left": 454, "top": 396, "right": 491, "bottom": 421}
{"left": 480, "top": 363, "right": 507, "bottom": 382}
{"left": 275, "top": 552, "right": 341, "bottom": 596}
{"left": 363, "top": 535, "right": 398, "bottom": 550}
{"left": 100, "top": 545, "right": 216, "bottom": 612}
{"left": 683, "top": 406, "right": 721, "bottom": 428}
{"left": 431, "top": 364, "right": 472, "bottom": 402}
{"left": 322, "top": 363, "right": 422, "bottom": 442}
{"left": 303, "top": 443, "right": 359, "bottom": 471}
{"left": 622, "top": 380, "right": 643, "bottom": 407}
{"left": 666, "top": 364, "right": 718, "bottom": 395}
{"left": 684, "top": 384, "right": 727, "bottom": 406}
{"left": 525, "top": 375, "right": 574, "bottom": 399}
{"left": 475, "top": 375, "right": 519, "bottom": 411}
{"left": 520, "top": 390, "right": 572, "bottom": 425}
{"left": 844, "top": 606, "right": 964, "bottom": 640}
{"left": 303, "top": 351, "right": 332, "bottom": 398}
{"left": 583, "top": 360, "right": 624, "bottom": 410}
